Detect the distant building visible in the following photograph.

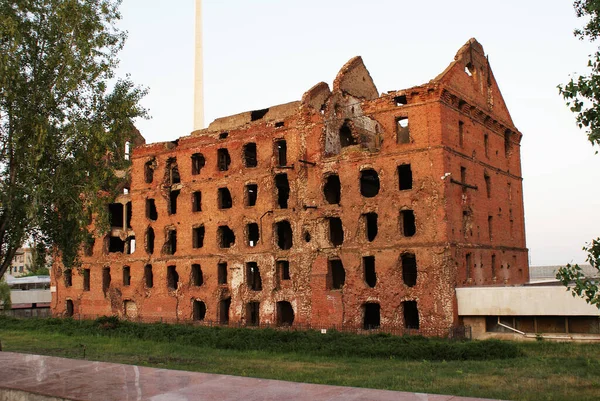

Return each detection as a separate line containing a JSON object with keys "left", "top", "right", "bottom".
{"left": 2, "top": 275, "right": 51, "bottom": 318}
{"left": 9, "top": 248, "right": 34, "bottom": 277}
{"left": 529, "top": 264, "right": 598, "bottom": 282}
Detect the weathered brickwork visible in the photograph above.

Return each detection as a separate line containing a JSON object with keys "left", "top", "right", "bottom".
{"left": 52, "top": 39, "right": 529, "bottom": 335}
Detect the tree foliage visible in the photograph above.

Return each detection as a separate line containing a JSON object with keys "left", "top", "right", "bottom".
{"left": 0, "top": 280, "right": 11, "bottom": 310}
{"left": 557, "top": 0, "right": 600, "bottom": 308}
{"left": 0, "top": 0, "right": 147, "bottom": 279}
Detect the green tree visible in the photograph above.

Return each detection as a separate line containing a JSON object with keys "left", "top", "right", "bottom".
{"left": 557, "top": 0, "right": 600, "bottom": 308}
{"left": 0, "top": 0, "right": 147, "bottom": 279}
{"left": 0, "top": 280, "right": 11, "bottom": 310}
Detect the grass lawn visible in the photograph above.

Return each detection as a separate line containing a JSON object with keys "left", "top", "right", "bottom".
{"left": 0, "top": 322, "right": 599, "bottom": 401}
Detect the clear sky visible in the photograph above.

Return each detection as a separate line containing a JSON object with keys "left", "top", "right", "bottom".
{"left": 114, "top": 0, "right": 600, "bottom": 266}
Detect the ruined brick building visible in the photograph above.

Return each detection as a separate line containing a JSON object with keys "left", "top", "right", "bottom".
{"left": 51, "top": 39, "right": 529, "bottom": 335}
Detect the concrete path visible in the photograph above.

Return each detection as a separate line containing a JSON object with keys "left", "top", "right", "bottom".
{"left": 0, "top": 352, "right": 502, "bottom": 401}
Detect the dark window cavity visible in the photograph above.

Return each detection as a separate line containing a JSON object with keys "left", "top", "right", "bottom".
{"left": 66, "top": 300, "right": 74, "bottom": 317}
{"left": 191, "top": 264, "right": 203, "bottom": 287}
{"left": 244, "top": 143, "right": 257, "bottom": 168}
{"left": 144, "top": 159, "right": 155, "bottom": 183}
{"left": 484, "top": 173, "right": 491, "bottom": 198}
{"left": 193, "top": 300, "right": 206, "bottom": 321}
{"left": 459, "top": 121, "right": 464, "bottom": 147}
{"left": 125, "top": 202, "right": 132, "bottom": 229}
{"left": 192, "top": 191, "right": 202, "bottom": 212}
{"left": 123, "top": 266, "right": 131, "bottom": 286}
{"left": 400, "top": 210, "right": 416, "bottom": 237}
{"left": 245, "top": 184, "right": 258, "bottom": 207}
{"left": 328, "top": 217, "right": 344, "bottom": 246}
{"left": 146, "top": 227, "right": 155, "bottom": 255}
{"left": 218, "top": 226, "right": 235, "bottom": 248}
{"left": 169, "top": 189, "right": 180, "bottom": 214}
{"left": 218, "top": 262, "right": 228, "bottom": 285}
{"left": 396, "top": 117, "right": 410, "bottom": 144}
{"left": 109, "top": 203, "right": 124, "bottom": 228}
{"left": 277, "top": 260, "right": 290, "bottom": 284}
{"left": 275, "top": 220, "right": 293, "bottom": 250}
{"left": 108, "top": 236, "right": 125, "bottom": 253}
{"left": 251, "top": 108, "right": 269, "bottom": 121}
{"left": 64, "top": 269, "right": 72, "bottom": 287}
{"left": 167, "top": 265, "right": 179, "bottom": 290}
{"left": 363, "top": 303, "right": 381, "bottom": 330}
{"left": 217, "top": 148, "right": 231, "bottom": 171}
{"left": 275, "top": 173, "right": 290, "bottom": 208}
{"left": 275, "top": 139, "right": 287, "bottom": 166}
{"left": 360, "top": 169, "right": 380, "bottom": 197}
{"left": 166, "top": 158, "right": 180, "bottom": 185}
{"left": 328, "top": 259, "right": 345, "bottom": 290}
{"left": 146, "top": 198, "right": 158, "bottom": 220}
{"left": 323, "top": 174, "right": 341, "bottom": 204}
{"left": 246, "top": 262, "right": 262, "bottom": 291}
{"left": 398, "top": 164, "right": 413, "bottom": 190}
{"left": 402, "top": 253, "right": 417, "bottom": 287}
{"left": 246, "top": 302, "right": 260, "bottom": 326}
{"left": 484, "top": 133, "right": 489, "bottom": 157}
{"left": 394, "top": 95, "right": 407, "bottom": 106}
{"left": 363, "top": 212, "right": 378, "bottom": 242}
{"left": 363, "top": 256, "right": 376, "bottom": 288}
{"left": 218, "top": 187, "right": 232, "bottom": 209}
{"left": 144, "top": 265, "right": 153, "bottom": 288}
{"left": 339, "top": 120, "right": 358, "bottom": 147}
{"left": 219, "top": 131, "right": 229, "bottom": 139}
{"left": 102, "top": 267, "right": 111, "bottom": 293}
{"left": 165, "top": 229, "right": 177, "bottom": 255}
{"left": 277, "top": 301, "right": 294, "bottom": 326}
{"left": 403, "top": 301, "right": 420, "bottom": 329}
{"left": 247, "top": 223, "right": 259, "bottom": 247}
{"left": 219, "top": 298, "right": 231, "bottom": 324}
{"left": 193, "top": 225, "right": 205, "bottom": 249}
{"left": 191, "top": 153, "right": 205, "bottom": 175}
{"left": 125, "top": 236, "right": 135, "bottom": 255}
{"left": 488, "top": 215, "right": 493, "bottom": 240}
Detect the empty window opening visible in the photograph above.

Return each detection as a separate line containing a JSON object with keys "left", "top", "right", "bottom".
{"left": 246, "top": 302, "right": 260, "bottom": 326}
{"left": 146, "top": 198, "right": 158, "bottom": 220}
{"left": 275, "top": 220, "right": 293, "bottom": 250}
{"left": 218, "top": 187, "right": 232, "bottom": 209}
{"left": 400, "top": 210, "right": 416, "bottom": 237}
{"left": 459, "top": 121, "right": 464, "bottom": 147}
{"left": 504, "top": 130, "right": 512, "bottom": 156}
{"left": 484, "top": 133, "right": 489, "bottom": 157}
{"left": 144, "top": 265, "right": 153, "bottom": 288}
{"left": 146, "top": 227, "right": 155, "bottom": 255}
{"left": 217, "top": 148, "right": 231, "bottom": 171}
{"left": 125, "top": 202, "right": 132, "bottom": 229}
{"left": 488, "top": 216, "right": 493, "bottom": 240}
{"left": 193, "top": 225, "right": 205, "bottom": 249}
{"left": 243, "top": 143, "right": 257, "bottom": 168}
{"left": 402, "top": 253, "right": 417, "bottom": 287}
{"left": 275, "top": 173, "right": 290, "bottom": 208}
{"left": 169, "top": 189, "right": 180, "bottom": 215}
{"left": 398, "top": 164, "right": 413, "bottom": 190}
{"left": 491, "top": 254, "right": 497, "bottom": 278}
{"left": 484, "top": 174, "right": 491, "bottom": 198}
{"left": 363, "top": 256, "right": 377, "bottom": 288}
{"left": 83, "top": 269, "right": 90, "bottom": 291}
{"left": 219, "top": 131, "right": 229, "bottom": 139}
{"left": 403, "top": 301, "right": 420, "bottom": 329}
{"left": 394, "top": 95, "right": 407, "bottom": 106}
{"left": 218, "top": 262, "right": 228, "bottom": 285}
{"left": 109, "top": 203, "right": 124, "bottom": 228}
{"left": 191, "top": 153, "right": 206, "bottom": 175}
{"left": 102, "top": 267, "right": 111, "bottom": 293}
{"left": 304, "top": 231, "right": 311, "bottom": 242}
{"left": 339, "top": 120, "right": 358, "bottom": 147}
{"left": 66, "top": 300, "right": 74, "bottom": 317}
{"left": 108, "top": 236, "right": 125, "bottom": 253}
{"left": 64, "top": 269, "right": 72, "bottom": 287}
{"left": 328, "top": 259, "right": 345, "bottom": 290}
{"left": 465, "top": 62, "right": 474, "bottom": 77}
{"left": 275, "top": 121, "right": 285, "bottom": 128}
{"left": 328, "top": 217, "right": 344, "bottom": 246}
{"left": 245, "top": 184, "right": 258, "bottom": 207}
{"left": 144, "top": 159, "right": 155, "bottom": 183}
{"left": 277, "top": 301, "right": 294, "bottom": 326}
{"left": 218, "top": 226, "right": 235, "bottom": 248}
{"left": 323, "top": 174, "right": 341, "bottom": 204}
{"left": 119, "top": 266, "right": 130, "bottom": 287}
{"left": 167, "top": 265, "right": 179, "bottom": 290}
{"left": 363, "top": 303, "right": 381, "bottom": 330}
{"left": 192, "top": 191, "right": 202, "bottom": 212}
{"left": 193, "top": 300, "right": 206, "bottom": 321}
{"left": 275, "top": 139, "right": 287, "bottom": 166}
{"left": 247, "top": 223, "right": 259, "bottom": 247}
{"left": 125, "top": 236, "right": 136, "bottom": 255}
{"left": 363, "top": 212, "right": 378, "bottom": 242}
{"left": 166, "top": 158, "right": 180, "bottom": 184}
{"left": 246, "top": 262, "right": 262, "bottom": 291}
{"left": 396, "top": 117, "right": 410, "bottom": 144}
{"left": 251, "top": 108, "right": 269, "bottom": 121}
{"left": 277, "top": 260, "right": 290, "bottom": 285}
{"left": 360, "top": 169, "right": 380, "bottom": 197}
{"left": 191, "top": 264, "right": 203, "bottom": 287}
{"left": 466, "top": 253, "right": 473, "bottom": 280}
{"left": 84, "top": 238, "right": 95, "bottom": 257}
{"left": 219, "top": 298, "right": 231, "bottom": 324}
{"left": 165, "top": 229, "right": 177, "bottom": 255}
{"left": 460, "top": 166, "right": 467, "bottom": 193}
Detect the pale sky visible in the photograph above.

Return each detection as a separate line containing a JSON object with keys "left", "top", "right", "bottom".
{"left": 114, "top": 0, "right": 600, "bottom": 266}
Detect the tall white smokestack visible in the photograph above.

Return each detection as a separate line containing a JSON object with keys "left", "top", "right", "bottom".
{"left": 193, "top": 0, "right": 204, "bottom": 130}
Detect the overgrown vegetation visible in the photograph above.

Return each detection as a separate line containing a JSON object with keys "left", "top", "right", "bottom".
{"left": 0, "top": 315, "right": 519, "bottom": 361}
{"left": 0, "top": 317, "right": 598, "bottom": 401}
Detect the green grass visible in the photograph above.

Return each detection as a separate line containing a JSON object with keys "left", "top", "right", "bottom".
{"left": 0, "top": 317, "right": 599, "bottom": 401}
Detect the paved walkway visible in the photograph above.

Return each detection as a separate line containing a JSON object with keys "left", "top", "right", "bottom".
{"left": 0, "top": 352, "right": 501, "bottom": 401}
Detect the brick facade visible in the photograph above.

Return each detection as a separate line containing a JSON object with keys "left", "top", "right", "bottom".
{"left": 52, "top": 39, "right": 529, "bottom": 335}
